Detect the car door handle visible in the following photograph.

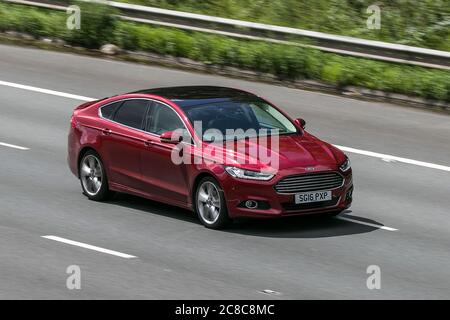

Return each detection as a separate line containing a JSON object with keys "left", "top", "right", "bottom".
{"left": 102, "top": 128, "right": 112, "bottom": 135}
{"left": 144, "top": 140, "right": 154, "bottom": 147}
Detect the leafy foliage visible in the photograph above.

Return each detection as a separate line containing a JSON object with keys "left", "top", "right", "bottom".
{"left": 118, "top": 0, "right": 450, "bottom": 51}
{"left": 66, "top": 1, "right": 118, "bottom": 48}
{"left": 0, "top": 2, "right": 449, "bottom": 101}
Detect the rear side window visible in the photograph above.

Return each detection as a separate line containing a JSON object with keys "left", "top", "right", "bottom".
{"left": 114, "top": 99, "right": 149, "bottom": 129}
{"left": 100, "top": 101, "right": 122, "bottom": 120}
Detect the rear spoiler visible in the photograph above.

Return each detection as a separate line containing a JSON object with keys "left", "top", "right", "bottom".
{"left": 75, "top": 100, "right": 97, "bottom": 111}
{"left": 74, "top": 97, "right": 109, "bottom": 110}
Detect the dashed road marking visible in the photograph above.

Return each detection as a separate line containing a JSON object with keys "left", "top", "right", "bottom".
{"left": 0, "top": 141, "right": 29, "bottom": 150}
{"left": 260, "top": 289, "right": 282, "bottom": 296}
{"left": 336, "top": 145, "right": 450, "bottom": 172}
{"left": 335, "top": 216, "right": 398, "bottom": 231}
{"left": 0, "top": 80, "right": 95, "bottom": 102}
{"left": 42, "top": 235, "right": 137, "bottom": 259}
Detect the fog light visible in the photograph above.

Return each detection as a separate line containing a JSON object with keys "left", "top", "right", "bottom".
{"left": 245, "top": 200, "right": 258, "bottom": 209}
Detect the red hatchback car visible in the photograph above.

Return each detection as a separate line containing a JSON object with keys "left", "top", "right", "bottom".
{"left": 68, "top": 86, "right": 353, "bottom": 229}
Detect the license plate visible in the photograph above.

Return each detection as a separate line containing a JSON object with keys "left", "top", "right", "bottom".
{"left": 295, "top": 191, "right": 332, "bottom": 204}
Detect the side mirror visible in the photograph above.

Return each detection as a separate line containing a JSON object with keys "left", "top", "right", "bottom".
{"left": 294, "top": 118, "right": 306, "bottom": 129}
{"left": 160, "top": 131, "right": 180, "bottom": 144}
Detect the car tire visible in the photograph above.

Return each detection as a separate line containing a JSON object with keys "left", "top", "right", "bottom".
{"left": 79, "top": 150, "right": 113, "bottom": 201}
{"left": 195, "top": 176, "right": 231, "bottom": 229}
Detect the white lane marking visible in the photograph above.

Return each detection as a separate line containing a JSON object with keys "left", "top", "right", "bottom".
{"left": 335, "top": 216, "right": 398, "bottom": 231}
{"left": 42, "top": 235, "right": 137, "bottom": 259}
{"left": 0, "top": 141, "right": 29, "bottom": 150}
{"left": 0, "top": 80, "right": 95, "bottom": 102}
{"left": 1, "top": 79, "right": 449, "bottom": 173}
{"left": 260, "top": 289, "right": 282, "bottom": 296}
{"left": 335, "top": 145, "right": 450, "bottom": 172}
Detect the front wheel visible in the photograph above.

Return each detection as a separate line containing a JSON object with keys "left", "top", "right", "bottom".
{"left": 195, "top": 177, "right": 231, "bottom": 229}
{"left": 79, "top": 151, "right": 112, "bottom": 201}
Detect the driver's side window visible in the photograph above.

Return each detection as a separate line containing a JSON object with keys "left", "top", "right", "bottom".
{"left": 146, "top": 101, "right": 186, "bottom": 135}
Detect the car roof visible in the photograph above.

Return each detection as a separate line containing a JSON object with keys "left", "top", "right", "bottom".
{"left": 133, "top": 86, "right": 255, "bottom": 99}
{"left": 131, "top": 86, "right": 259, "bottom": 108}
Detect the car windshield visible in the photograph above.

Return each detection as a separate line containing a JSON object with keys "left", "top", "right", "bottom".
{"left": 181, "top": 99, "right": 297, "bottom": 141}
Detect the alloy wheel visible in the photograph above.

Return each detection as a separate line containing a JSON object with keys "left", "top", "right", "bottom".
{"left": 197, "top": 181, "right": 221, "bottom": 224}
{"left": 80, "top": 155, "right": 103, "bottom": 196}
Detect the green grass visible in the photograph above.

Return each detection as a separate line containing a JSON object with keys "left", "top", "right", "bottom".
{"left": 118, "top": 0, "right": 450, "bottom": 51}
{"left": 0, "top": 2, "right": 449, "bottom": 101}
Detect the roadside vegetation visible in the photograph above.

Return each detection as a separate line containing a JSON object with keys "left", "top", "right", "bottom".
{"left": 0, "top": 2, "right": 449, "bottom": 101}
{"left": 119, "top": 0, "right": 450, "bottom": 51}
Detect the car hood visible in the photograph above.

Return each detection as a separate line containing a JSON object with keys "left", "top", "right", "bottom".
{"left": 205, "top": 133, "right": 343, "bottom": 172}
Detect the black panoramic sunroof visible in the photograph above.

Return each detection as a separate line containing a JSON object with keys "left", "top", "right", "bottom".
{"left": 132, "top": 86, "right": 255, "bottom": 101}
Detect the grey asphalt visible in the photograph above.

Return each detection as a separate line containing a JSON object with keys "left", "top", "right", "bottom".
{"left": 0, "top": 43, "right": 449, "bottom": 299}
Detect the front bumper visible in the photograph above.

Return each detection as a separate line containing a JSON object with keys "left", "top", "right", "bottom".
{"left": 223, "top": 170, "right": 353, "bottom": 218}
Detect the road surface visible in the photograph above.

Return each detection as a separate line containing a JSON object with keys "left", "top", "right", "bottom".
{"left": 0, "top": 43, "right": 449, "bottom": 299}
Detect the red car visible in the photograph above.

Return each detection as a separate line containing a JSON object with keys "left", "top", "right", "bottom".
{"left": 68, "top": 86, "right": 352, "bottom": 229}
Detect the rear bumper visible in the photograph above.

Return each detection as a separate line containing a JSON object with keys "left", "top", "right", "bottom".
{"left": 223, "top": 172, "right": 353, "bottom": 218}
{"left": 67, "top": 128, "right": 81, "bottom": 178}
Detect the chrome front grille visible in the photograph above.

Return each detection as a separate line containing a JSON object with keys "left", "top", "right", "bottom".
{"left": 275, "top": 171, "right": 344, "bottom": 194}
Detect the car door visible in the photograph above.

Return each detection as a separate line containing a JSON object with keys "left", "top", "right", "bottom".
{"left": 140, "top": 100, "right": 191, "bottom": 205}
{"left": 99, "top": 98, "right": 150, "bottom": 192}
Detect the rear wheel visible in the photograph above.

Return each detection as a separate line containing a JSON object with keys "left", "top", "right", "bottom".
{"left": 195, "top": 177, "right": 231, "bottom": 229}
{"left": 79, "top": 151, "right": 112, "bottom": 201}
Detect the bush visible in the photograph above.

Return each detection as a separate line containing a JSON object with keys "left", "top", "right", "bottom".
{"left": 114, "top": 23, "right": 141, "bottom": 50}
{"left": 419, "top": 73, "right": 449, "bottom": 101}
{"left": 117, "top": 0, "right": 450, "bottom": 51}
{"left": 65, "top": 1, "right": 117, "bottom": 48}
{"left": 0, "top": 3, "right": 65, "bottom": 38}
{"left": 1, "top": 3, "right": 449, "bottom": 102}
{"left": 77, "top": 19, "right": 450, "bottom": 103}
{"left": 321, "top": 62, "right": 343, "bottom": 86}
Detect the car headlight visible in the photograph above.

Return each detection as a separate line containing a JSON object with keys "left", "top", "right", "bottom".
{"left": 339, "top": 156, "right": 351, "bottom": 172}
{"left": 224, "top": 166, "right": 274, "bottom": 181}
